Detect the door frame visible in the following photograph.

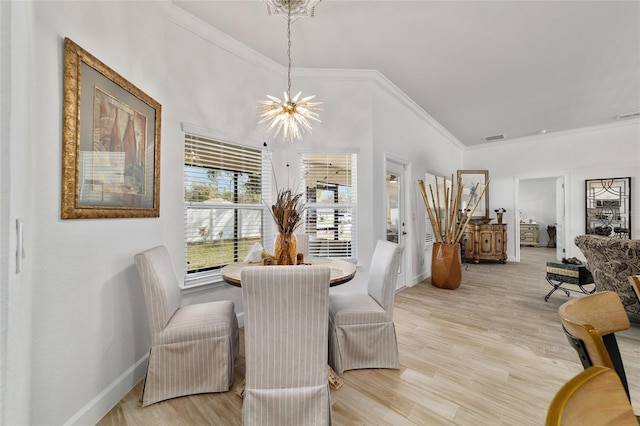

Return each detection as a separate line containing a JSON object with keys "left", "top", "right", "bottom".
{"left": 384, "top": 154, "right": 411, "bottom": 289}
{"left": 514, "top": 174, "right": 569, "bottom": 262}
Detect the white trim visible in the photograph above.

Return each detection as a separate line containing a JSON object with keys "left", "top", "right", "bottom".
{"left": 64, "top": 355, "right": 148, "bottom": 426}
{"left": 181, "top": 122, "right": 263, "bottom": 149}
{"left": 154, "top": 1, "right": 282, "bottom": 76}
{"left": 467, "top": 117, "right": 640, "bottom": 151}
{"left": 296, "top": 145, "right": 360, "bottom": 155}
{"left": 157, "top": 1, "right": 465, "bottom": 152}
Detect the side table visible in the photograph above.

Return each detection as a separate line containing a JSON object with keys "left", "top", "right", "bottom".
{"left": 545, "top": 262, "right": 595, "bottom": 302}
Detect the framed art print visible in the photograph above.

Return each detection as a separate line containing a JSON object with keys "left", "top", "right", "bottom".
{"left": 61, "top": 37, "right": 161, "bottom": 219}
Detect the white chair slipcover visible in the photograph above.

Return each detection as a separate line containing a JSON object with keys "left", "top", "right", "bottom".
{"left": 134, "top": 245, "right": 239, "bottom": 407}
{"left": 241, "top": 265, "right": 332, "bottom": 426}
{"left": 328, "top": 239, "right": 400, "bottom": 376}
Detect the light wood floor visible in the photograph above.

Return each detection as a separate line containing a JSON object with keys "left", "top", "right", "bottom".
{"left": 98, "top": 247, "right": 640, "bottom": 425}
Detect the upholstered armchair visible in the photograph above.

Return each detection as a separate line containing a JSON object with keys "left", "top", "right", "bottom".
{"left": 574, "top": 235, "right": 640, "bottom": 319}
{"left": 134, "top": 245, "right": 240, "bottom": 407}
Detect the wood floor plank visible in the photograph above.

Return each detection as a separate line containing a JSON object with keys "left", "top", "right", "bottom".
{"left": 98, "top": 247, "right": 640, "bottom": 425}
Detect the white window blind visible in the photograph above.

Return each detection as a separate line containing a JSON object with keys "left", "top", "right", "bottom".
{"left": 424, "top": 172, "right": 436, "bottom": 248}
{"left": 184, "top": 134, "right": 270, "bottom": 281}
{"left": 300, "top": 153, "right": 357, "bottom": 260}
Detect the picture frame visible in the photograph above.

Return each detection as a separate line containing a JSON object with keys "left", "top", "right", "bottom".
{"left": 61, "top": 37, "right": 161, "bottom": 219}
{"left": 456, "top": 170, "right": 490, "bottom": 220}
{"left": 585, "top": 177, "right": 631, "bottom": 238}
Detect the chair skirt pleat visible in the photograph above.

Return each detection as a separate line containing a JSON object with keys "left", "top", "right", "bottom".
{"left": 328, "top": 320, "right": 399, "bottom": 376}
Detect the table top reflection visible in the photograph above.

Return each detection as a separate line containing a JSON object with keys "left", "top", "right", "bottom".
{"left": 221, "top": 257, "right": 356, "bottom": 287}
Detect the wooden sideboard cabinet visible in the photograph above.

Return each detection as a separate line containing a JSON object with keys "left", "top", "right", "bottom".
{"left": 520, "top": 223, "right": 539, "bottom": 246}
{"left": 462, "top": 223, "right": 507, "bottom": 264}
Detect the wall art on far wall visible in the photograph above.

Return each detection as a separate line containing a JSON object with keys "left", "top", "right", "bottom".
{"left": 585, "top": 177, "right": 631, "bottom": 239}
{"left": 456, "top": 169, "right": 490, "bottom": 220}
{"left": 61, "top": 37, "right": 161, "bottom": 219}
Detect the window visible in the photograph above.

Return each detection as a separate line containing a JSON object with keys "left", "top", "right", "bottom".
{"left": 300, "top": 153, "right": 357, "bottom": 260}
{"left": 184, "top": 134, "right": 271, "bottom": 285}
{"left": 424, "top": 172, "right": 437, "bottom": 249}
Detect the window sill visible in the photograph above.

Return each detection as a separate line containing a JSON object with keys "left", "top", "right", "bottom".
{"left": 181, "top": 270, "right": 226, "bottom": 294}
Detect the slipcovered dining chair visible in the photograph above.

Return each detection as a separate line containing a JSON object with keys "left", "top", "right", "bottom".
{"left": 546, "top": 366, "right": 637, "bottom": 426}
{"left": 328, "top": 239, "right": 400, "bottom": 376}
{"left": 558, "top": 291, "right": 633, "bottom": 402}
{"left": 134, "top": 245, "right": 239, "bottom": 407}
{"left": 241, "top": 265, "right": 332, "bottom": 425}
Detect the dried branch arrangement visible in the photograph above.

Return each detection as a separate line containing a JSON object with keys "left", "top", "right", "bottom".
{"left": 268, "top": 189, "right": 305, "bottom": 234}
{"left": 418, "top": 175, "right": 489, "bottom": 244}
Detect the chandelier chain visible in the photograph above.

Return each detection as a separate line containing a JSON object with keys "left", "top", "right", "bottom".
{"left": 287, "top": 0, "right": 292, "bottom": 98}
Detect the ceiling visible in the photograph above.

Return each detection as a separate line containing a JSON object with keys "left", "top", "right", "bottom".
{"left": 173, "top": 1, "right": 640, "bottom": 147}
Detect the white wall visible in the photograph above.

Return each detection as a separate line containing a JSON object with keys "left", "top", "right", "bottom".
{"left": 464, "top": 120, "right": 640, "bottom": 260}
{"left": 3, "top": 2, "right": 34, "bottom": 425}
{"left": 371, "top": 80, "right": 464, "bottom": 284}
{"left": 10, "top": 1, "right": 637, "bottom": 424}
{"left": 10, "top": 1, "right": 280, "bottom": 424}
{"left": 6, "top": 1, "right": 466, "bottom": 424}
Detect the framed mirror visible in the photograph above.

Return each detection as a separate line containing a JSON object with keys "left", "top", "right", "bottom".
{"left": 457, "top": 170, "right": 489, "bottom": 220}
{"left": 585, "top": 177, "right": 631, "bottom": 238}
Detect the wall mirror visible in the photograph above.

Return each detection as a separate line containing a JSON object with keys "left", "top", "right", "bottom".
{"left": 585, "top": 177, "right": 631, "bottom": 238}
{"left": 457, "top": 170, "right": 489, "bottom": 220}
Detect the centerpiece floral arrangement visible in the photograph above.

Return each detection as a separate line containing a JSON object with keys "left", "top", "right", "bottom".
{"left": 267, "top": 188, "right": 305, "bottom": 265}
{"left": 261, "top": 142, "right": 306, "bottom": 265}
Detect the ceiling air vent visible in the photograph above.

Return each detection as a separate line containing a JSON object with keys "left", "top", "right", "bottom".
{"left": 616, "top": 111, "right": 640, "bottom": 120}
{"left": 483, "top": 134, "right": 505, "bottom": 142}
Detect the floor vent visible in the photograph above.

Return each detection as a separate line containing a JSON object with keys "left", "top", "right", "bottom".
{"left": 483, "top": 134, "right": 505, "bottom": 142}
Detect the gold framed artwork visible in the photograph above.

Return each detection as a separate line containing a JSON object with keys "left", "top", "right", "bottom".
{"left": 456, "top": 170, "right": 490, "bottom": 220}
{"left": 61, "top": 37, "right": 161, "bottom": 219}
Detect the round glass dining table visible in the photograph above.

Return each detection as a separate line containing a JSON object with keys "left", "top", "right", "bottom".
{"left": 220, "top": 257, "right": 356, "bottom": 287}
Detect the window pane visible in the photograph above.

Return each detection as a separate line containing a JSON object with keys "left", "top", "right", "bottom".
{"left": 300, "top": 153, "right": 357, "bottom": 260}
{"left": 184, "top": 134, "right": 268, "bottom": 276}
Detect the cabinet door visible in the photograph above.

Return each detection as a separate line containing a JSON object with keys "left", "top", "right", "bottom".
{"left": 493, "top": 229, "right": 505, "bottom": 255}
{"left": 463, "top": 228, "right": 475, "bottom": 258}
{"left": 478, "top": 230, "right": 494, "bottom": 255}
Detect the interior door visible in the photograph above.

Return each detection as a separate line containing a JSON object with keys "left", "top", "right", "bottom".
{"left": 385, "top": 160, "right": 407, "bottom": 290}
{"left": 556, "top": 176, "right": 566, "bottom": 260}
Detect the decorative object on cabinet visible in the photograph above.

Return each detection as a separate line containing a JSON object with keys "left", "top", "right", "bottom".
{"left": 547, "top": 225, "right": 557, "bottom": 248}
{"left": 461, "top": 223, "right": 507, "bottom": 264}
{"left": 61, "top": 38, "right": 161, "bottom": 219}
{"left": 457, "top": 170, "right": 490, "bottom": 220}
{"left": 494, "top": 208, "right": 506, "bottom": 225}
{"left": 520, "top": 223, "right": 539, "bottom": 246}
{"left": 585, "top": 177, "right": 631, "bottom": 238}
{"left": 418, "top": 175, "right": 489, "bottom": 288}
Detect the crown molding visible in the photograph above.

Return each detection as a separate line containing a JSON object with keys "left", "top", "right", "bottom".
{"left": 158, "top": 1, "right": 463, "bottom": 150}
{"left": 294, "top": 68, "right": 465, "bottom": 150}
{"left": 154, "top": 1, "right": 283, "bottom": 75}
{"left": 465, "top": 117, "right": 640, "bottom": 151}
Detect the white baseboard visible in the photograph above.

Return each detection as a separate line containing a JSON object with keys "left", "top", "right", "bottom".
{"left": 64, "top": 354, "right": 148, "bottom": 426}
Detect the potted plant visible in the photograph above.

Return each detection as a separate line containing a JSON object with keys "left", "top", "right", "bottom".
{"left": 418, "top": 175, "right": 488, "bottom": 289}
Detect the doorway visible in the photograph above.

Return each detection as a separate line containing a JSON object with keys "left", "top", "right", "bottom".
{"left": 515, "top": 175, "right": 567, "bottom": 262}
{"left": 385, "top": 158, "right": 409, "bottom": 290}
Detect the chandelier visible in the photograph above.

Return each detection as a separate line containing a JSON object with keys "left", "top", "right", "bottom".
{"left": 258, "top": 0, "right": 322, "bottom": 143}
